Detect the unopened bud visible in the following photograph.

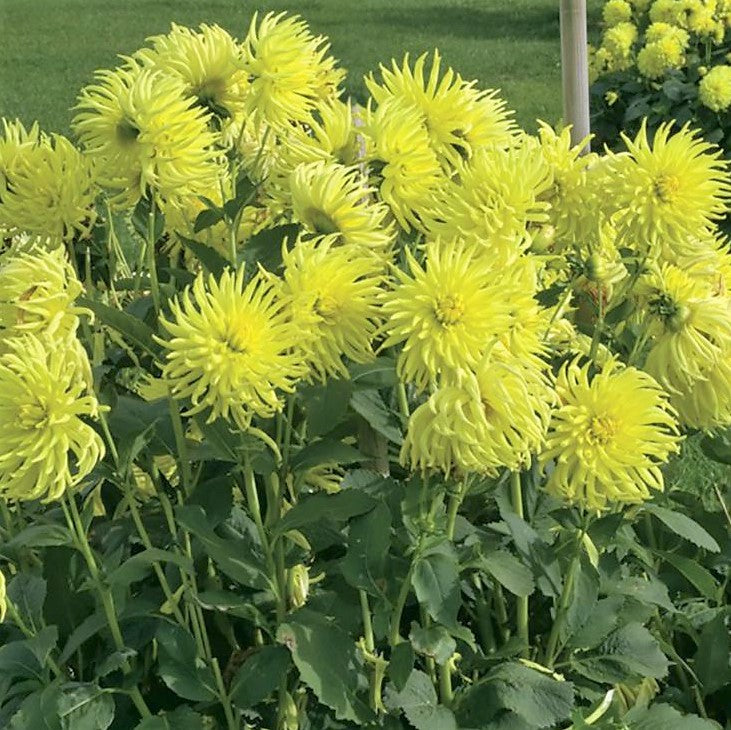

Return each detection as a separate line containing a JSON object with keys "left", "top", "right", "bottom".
{"left": 288, "top": 564, "right": 310, "bottom": 609}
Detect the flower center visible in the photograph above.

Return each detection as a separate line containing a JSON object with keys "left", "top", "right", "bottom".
{"left": 116, "top": 118, "right": 140, "bottom": 145}
{"left": 653, "top": 174, "right": 681, "bottom": 203}
{"left": 314, "top": 293, "right": 340, "bottom": 323}
{"left": 305, "top": 207, "right": 340, "bottom": 236}
{"left": 434, "top": 294, "right": 465, "bottom": 327}
{"left": 587, "top": 414, "right": 618, "bottom": 445}
{"left": 224, "top": 318, "right": 259, "bottom": 355}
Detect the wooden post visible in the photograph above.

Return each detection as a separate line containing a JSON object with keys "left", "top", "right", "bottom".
{"left": 560, "top": 0, "right": 591, "bottom": 152}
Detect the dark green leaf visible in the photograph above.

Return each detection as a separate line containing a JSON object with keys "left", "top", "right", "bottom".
{"left": 1, "top": 525, "right": 71, "bottom": 555}
{"left": 300, "top": 379, "right": 354, "bottom": 437}
{"left": 350, "top": 390, "right": 402, "bottom": 444}
{"left": 645, "top": 505, "right": 720, "bottom": 552}
{"left": 388, "top": 642, "right": 414, "bottom": 692}
{"left": 239, "top": 224, "right": 299, "bottom": 274}
{"left": 624, "top": 703, "right": 720, "bottom": 729}
{"left": 409, "top": 624, "right": 455, "bottom": 665}
{"left": 156, "top": 623, "right": 217, "bottom": 702}
{"left": 290, "top": 439, "right": 363, "bottom": 471}
{"left": 57, "top": 684, "right": 114, "bottom": 730}
{"left": 342, "top": 501, "right": 391, "bottom": 596}
{"left": 193, "top": 207, "right": 224, "bottom": 233}
{"left": 700, "top": 427, "right": 731, "bottom": 465}
{"left": 178, "top": 236, "right": 229, "bottom": 277}
{"left": 275, "top": 489, "right": 375, "bottom": 535}
{"left": 78, "top": 297, "right": 159, "bottom": 356}
{"left": 188, "top": 475, "right": 233, "bottom": 526}
{"left": 568, "top": 596, "right": 624, "bottom": 650}
{"left": 230, "top": 645, "right": 291, "bottom": 709}
{"left": 412, "top": 540, "right": 461, "bottom": 629}
{"left": 349, "top": 357, "right": 398, "bottom": 388}
{"left": 385, "top": 669, "right": 457, "bottom": 730}
{"left": 481, "top": 549, "right": 534, "bottom": 598}
{"left": 107, "top": 548, "right": 193, "bottom": 589}
{"left": 176, "top": 506, "right": 270, "bottom": 590}
{"left": 134, "top": 707, "right": 208, "bottom": 730}
{"left": 7, "top": 574, "right": 47, "bottom": 628}
{"left": 658, "top": 551, "right": 719, "bottom": 600}
{"left": 694, "top": 613, "right": 730, "bottom": 696}
{"left": 277, "top": 609, "right": 372, "bottom": 724}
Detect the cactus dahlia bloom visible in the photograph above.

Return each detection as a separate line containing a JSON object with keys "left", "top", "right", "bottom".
{"left": 279, "top": 237, "right": 383, "bottom": 381}
{"left": 0, "top": 119, "right": 44, "bottom": 197}
{"left": 603, "top": 0, "right": 634, "bottom": 25}
{"left": 73, "top": 63, "right": 222, "bottom": 204}
{"left": 541, "top": 358, "right": 681, "bottom": 511}
{"left": 401, "top": 351, "right": 553, "bottom": 475}
{"left": 641, "top": 263, "right": 731, "bottom": 391}
{"left": 670, "top": 351, "right": 731, "bottom": 428}
{"left": 381, "top": 241, "right": 516, "bottom": 391}
{"left": 365, "top": 51, "right": 515, "bottom": 166}
{"left": 699, "top": 64, "right": 731, "bottom": 112}
{"left": 136, "top": 23, "right": 248, "bottom": 124}
{"left": 240, "top": 12, "right": 345, "bottom": 126}
{"left": 605, "top": 122, "right": 730, "bottom": 247}
{"left": 426, "top": 141, "right": 552, "bottom": 265}
{"left": 363, "top": 97, "right": 443, "bottom": 231}
{"left": 0, "top": 335, "right": 105, "bottom": 503}
{"left": 0, "top": 133, "right": 96, "bottom": 243}
{"left": 0, "top": 247, "right": 87, "bottom": 339}
{"left": 158, "top": 269, "right": 305, "bottom": 430}
{"left": 288, "top": 161, "right": 394, "bottom": 255}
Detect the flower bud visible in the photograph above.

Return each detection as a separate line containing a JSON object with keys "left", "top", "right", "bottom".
{"left": 288, "top": 564, "right": 310, "bottom": 609}
{"left": 530, "top": 224, "right": 556, "bottom": 253}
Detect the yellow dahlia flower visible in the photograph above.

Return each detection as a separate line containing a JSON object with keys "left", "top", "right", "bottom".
{"left": 366, "top": 51, "right": 515, "bottom": 166}
{"left": 363, "top": 97, "right": 443, "bottom": 231}
{"left": 276, "top": 98, "right": 361, "bottom": 172}
{"left": 541, "top": 358, "right": 681, "bottom": 511}
{"left": 0, "top": 335, "right": 105, "bottom": 503}
{"left": 602, "top": 22, "right": 638, "bottom": 71}
{"left": 670, "top": 352, "right": 731, "bottom": 428}
{"left": 0, "top": 133, "right": 96, "bottom": 242}
{"left": 699, "top": 65, "right": 731, "bottom": 112}
{"left": 279, "top": 237, "right": 383, "bottom": 381}
{"left": 641, "top": 263, "right": 731, "bottom": 391}
{"left": 637, "top": 36, "right": 686, "bottom": 78}
{"left": 604, "top": 0, "right": 634, "bottom": 26}
{"left": 605, "top": 122, "right": 730, "bottom": 247}
{"left": 536, "top": 123, "right": 598, "bottom": 243}
{"left": 0, "top": 569, "right": 5, "bottom": 622}
{"left": 137, "top": 23, "right": 249, "bottom": 126}
{"left": 0, "top": 119, "right": 44, "bottom": 196}
{"left": 287, "top": 161, "right": 393, "bottom": 255}
{"left": 426, "top": 141, "right": 552, "bottom": 264}
{"left": 381, "top": 241, "right": 514, "bottom": 390}
{"left": 158, "top": 268, "right": 305, "bottom": 430}
{"left": 241, "top": 12, "right": 345, "bottom": 127}
{"left": 74, "top": 63, "right": 222, "bottom": 204}
{"left": 401, "top": 351, "right": 552, "bottom": 476}
{"left": 0, "top": 246, "right": 87, "bottom": 339}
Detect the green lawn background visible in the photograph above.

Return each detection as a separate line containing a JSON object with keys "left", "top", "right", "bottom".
{"left": 1, "top": 0, "right": 602, "bottom": 133}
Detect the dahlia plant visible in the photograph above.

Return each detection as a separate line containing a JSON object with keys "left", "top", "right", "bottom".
{"left": 0, "top": 12, "right": 728, "bottom": 730}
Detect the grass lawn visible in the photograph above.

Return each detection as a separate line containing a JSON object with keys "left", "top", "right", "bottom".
{"left": 1, "top": 0, "right": 602, "bottom": 134}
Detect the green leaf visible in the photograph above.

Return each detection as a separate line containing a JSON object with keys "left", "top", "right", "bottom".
{"left": 188, "top": 475, "right": 234, "bottom": 526}
{"left": 481, "top": 549, "right": 534, "bottom": 598}
{"left": 349, "top": 357, "right": 398, "bottom": 388}
{"left": 350, "top": 390, "right": 402, "bottom": 444}
{"left": 658, "top": 551, "right": 719, "bottom": 600}
{"left": 567, "top": 596, "right": 624, "bottom": 650}
{"left": 193, "top": 206, "right": 224, "bottom": 233}
{"left": 409, "top": 624, "right": 456, "bottom": 665}
{"left": 156, "top": 623, "right": 217, "bottom": 702}
{"left": 10, "top": 684, "right": 62, "bottom": 730}
{"left": 290, "top": 439, "right": 363, "bottom": 471}
{"left": 0, "top": 640, "right": 44, "bottom": 680}
{"left": 277, "top": 609, "right": 372, "bottom": 724}
{"left": 134, "top": 707, "right": 208, "bottom": 730}
{"left": 412, "top": 540, "right": 461, "bottom": 629}
{"left": 275, "top": 489, "right": 375, "bottom": 535}
{"left": 7, "top": 573, "right": 47, "bottom": 628}
{"left": 624, "top": 703, "right": 720, "bottom": 729}
{"left": 178, "top": 236, "right": 228, "bottom": 277}
{"left": 700, "top": 427, "right": 731, "bottom": 465}
{"left": 606, "top": 574, "right": 675, "bottom": 612}
{"left": 341, "top": 500, "right": 391, "bottom": 596}
{"left": 572, "top": 623, "right": 668, "bottom": 683}
{"left": 229, "top": 645, "right": 291, "bottom": 710}
{"left": 385, "top": 669, "right": 457, "bottom": 730}
{"left": 176, "top": 506, "right": 270, "bottom": 590}
{"left": 1, "top": 524, "right": 72, "bottom": 555}
{"left": 487, "top": 662, "right": 574, "bottom": 728}
{"left": 239, "top": 223, "right": 299, "bottom": 274}
{"left": 78, "top": 297, "right": 159, "bottom": 356}
{"left": 107, "top": 396, "right": 175, "bottom": 462}
{"left": 57, "top": 684, "right": 114, "bottom": 730}
{"left": 645, "top": 505, "right": 720, "bottom": 552}
{"left": 300, "top": 379, "right": 354, "bottom": 437}
{"left": 694, "top": 613, "right": 731, "bottom": 696}
{"left": 107, "top": 548, "right": 193, "bottom": 589}
{"left": 388, "top": 642, "right": 414, "bottom": 692}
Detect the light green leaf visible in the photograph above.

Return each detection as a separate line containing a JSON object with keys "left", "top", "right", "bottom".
{"left": 625, "top": 703, "right": 721, "bottom": 729}
{"left": 482, "top": 548, "right": 534, "bottom": 598}
{"left": 385, "top": 669, "right": 457, "bottom": 730}
{"left": 57, "top": 684, "right": 114, "bottom": 730}
{"left": 350, "top": 390, "right": 402, "bottom": 444}
{"left": 645, "top": 505, "right": 720, "bottom": 553}
{"left": 412, "top": 540, "right": 461, "bottom": 629}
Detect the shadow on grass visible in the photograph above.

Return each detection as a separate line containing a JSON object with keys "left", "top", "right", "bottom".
{"left": 354, "top": 4, "right": 560, "bottom": 42}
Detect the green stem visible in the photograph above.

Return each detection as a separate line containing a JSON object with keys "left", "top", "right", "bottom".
{"left": 510, "top": 471, "right": 529, "bottom": 657}
{"left": 62, "top": 496, "right": 151, "bottom": 719}
{"left": 212, "top": 656, "right": 239, "bottom": 730}
{"left": 446, "top": 478, "right": 469, "bottom": 541}
{"left": 397, "top": 383, "right": 410, "bottom": 426}
{"left": 389, "top": 561, "right": 415, "bottom": 648}
{"left": 544, "top": 531, "right": 583, "bottom": 669}
{"left": 167, "top": 394, "right": 193, "bottom": 495}
{"left": 281, "top": 395, "right": 296, "bottom": 472}
{"left": 438, "top": 663, "right": 453, "bottom": 707}
{"left": 360, "top": 590, "right": 380, "bottom": 712}
{"left": 146, "top": 203, "right": 161, "bottom": 312}
{"left": 588, "top": 293, "right": 605, "bottom": 363}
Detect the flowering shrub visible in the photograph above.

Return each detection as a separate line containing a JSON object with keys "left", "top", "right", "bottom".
{"left": 590, "top": 0, "right": 731, "bottom": 149}
{"left": 0, "top": 12, "right": 728, "bottom": 730}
